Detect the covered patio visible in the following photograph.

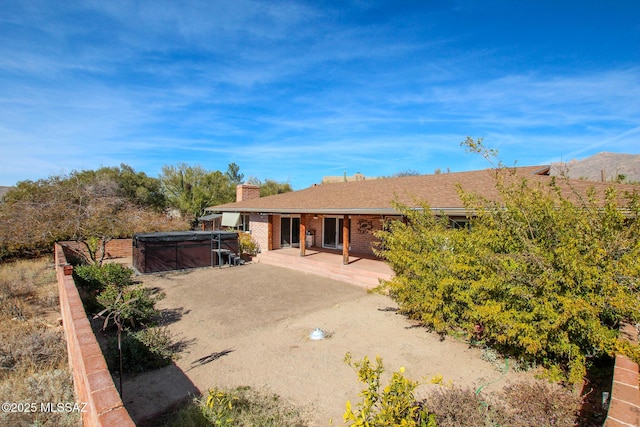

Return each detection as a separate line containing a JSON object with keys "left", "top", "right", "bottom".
{"left": 255, "top": 246, "right": 393, "bottom": 289}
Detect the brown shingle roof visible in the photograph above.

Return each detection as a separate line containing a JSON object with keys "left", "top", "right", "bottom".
{"left": 206, "top": 166, "right": 638, "bottom": 215}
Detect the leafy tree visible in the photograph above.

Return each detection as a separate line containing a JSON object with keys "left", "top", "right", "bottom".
{"left": 246, "top": 177, "right": 293, "bottom": 197}
{"left": 225, "top": 162, "right": 244, "bottom": 186}
{"left": 159, "top": 163, "right": 236, "bottom": 221}
{"left": 375, "top": 140, "right": 640, "bottom": 385}
{"left": 6, "top": 164, "right": 167, "bottom": 211}
{"left": 0, "top": 167, "right": 188, "bottom": 261}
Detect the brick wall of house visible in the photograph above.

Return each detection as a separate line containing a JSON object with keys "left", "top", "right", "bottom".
{"left": 300, "top": 215, "right": 382, "bottom": 256}
{"left": 250, "top": 214, "right": 385, "bottom": 256}
{"left": 248, "top": 213, "right": 269, "bottom": 253}
{"left": 55, "top": 243, "right": 135, "bottom": 427}
{"left": 307, "top": 216, "right": 322, "bottom": 247}
{"left": 350, "top": 216, "right": 382, "bottom": 255}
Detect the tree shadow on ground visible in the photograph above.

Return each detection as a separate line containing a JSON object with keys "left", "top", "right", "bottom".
{"left": 187, "top": 349, "right": 235, "bottom": 372}
{"left": 122, "top": 361, "right": 201, "bottom": 427}
{"left": 157, "top": 306, "right": 190, "bottom": 325}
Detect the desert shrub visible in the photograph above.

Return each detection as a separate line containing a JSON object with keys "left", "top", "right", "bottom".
{"left": 95, "top": 284, "right": 162, "bottom": 329}
{"left": 0, "top": 369, "right": 79, "bottom": 427}
{"left": 376, "top": 171, "right": 640, "bottom": 384}
{"left": 499, "top": 381, "right": 580, "bottom": 426}
{"left": 425, "top": 386, "right": 506, "bottom": 427}
{"left": 238, "top": 232, "right": 260, "bottom": 257}
{"left": 201, "top": 386, "right": 307, "bottom": 427}
{"left": 424, "top": 381, "right": 580, "bottom": 427}
{"left": 159, "top": 398, "right": 211, "bottom": 427}
{"left": 0, "top": 318, "right": 67, "bottom": 376}
{"left": 73, "top": 263, "right": 134, "bottom": 292}
{"left": 160, "top": 387, "right": 307, "bottom": 427}
{"left": 343, "top": 353, "right": 435, "bottom": 427}
{"left": 106, "top": 327, "right": 176, "bottom": 374}
{"left": 0, "top": 257, "right": 55, "bottom": 299}
{"left": 0, "top": 259, "right": 79, "bottom": 427}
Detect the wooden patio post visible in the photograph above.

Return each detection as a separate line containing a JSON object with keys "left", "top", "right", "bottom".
{"left": 342, "top": 214, "right": 350, "bottom": 265}
{"left": 267, "top": 215, "right": 273, "bottom": 251}
{"left": 299, "top": 214, "right": 307, "bottom": 257}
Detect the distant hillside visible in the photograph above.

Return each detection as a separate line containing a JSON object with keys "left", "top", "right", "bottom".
{"left": 550, "top": 152, "right": 640, "bottom": 183}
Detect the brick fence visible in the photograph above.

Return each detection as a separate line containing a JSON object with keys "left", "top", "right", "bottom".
{"left": 60, "top": 239, "right": 132, "bottom": 263}
{"left": 55, "top": 243, "right": 135, "bottom": 427}
{"left": 604, "top": 322, "right": 640, "bottom": 426}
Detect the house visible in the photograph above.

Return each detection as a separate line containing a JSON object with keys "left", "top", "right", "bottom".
{"left": 205, "top": 165, "right": 637, "bottom": 264}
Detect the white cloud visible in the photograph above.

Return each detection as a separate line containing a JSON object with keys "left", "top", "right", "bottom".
{"left": 1, "top": 1, "right": 639, "bottom": 187}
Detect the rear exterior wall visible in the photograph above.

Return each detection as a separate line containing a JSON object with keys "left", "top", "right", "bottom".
{"left": 247, "top": 213, "right": 269, "bottom": 253}
{"left": 247, "top": 214, "right": 384, "bottom": 256}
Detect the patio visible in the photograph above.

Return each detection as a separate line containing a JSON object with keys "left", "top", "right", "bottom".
{"left": 255, "top": 247, "right": 393, "bottom": 288}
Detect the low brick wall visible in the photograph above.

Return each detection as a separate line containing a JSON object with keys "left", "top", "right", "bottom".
{"left": 55, "top": 243, "right": 135, "bottom": 427}
{"left": 60, "top": 239, "right": 132, "bottom": 263}
{"left": 604, "top": 323, "right": 640, "bottom": 426}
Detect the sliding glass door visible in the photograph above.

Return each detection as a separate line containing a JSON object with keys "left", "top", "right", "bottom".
{"left": 323, "top": 217, "right": 349, "bottom": 249}
{"left": 280, "top": 217, "right": 300, "bottom": 247}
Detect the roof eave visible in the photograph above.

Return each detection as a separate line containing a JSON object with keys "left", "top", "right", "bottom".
{"left": 206, "top": 206, "right": 473, "bottom": 216}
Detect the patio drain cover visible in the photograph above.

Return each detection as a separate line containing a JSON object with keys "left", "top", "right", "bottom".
{"left": 309, "top": 328, "right": 326, "bottom": 340}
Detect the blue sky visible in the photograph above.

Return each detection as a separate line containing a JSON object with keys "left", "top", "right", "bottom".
{"left": 1, "top": 1, "right": 639, "bottom": 189}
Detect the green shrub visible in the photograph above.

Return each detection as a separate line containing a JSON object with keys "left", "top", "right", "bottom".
{"left": 159, "top": 398, "right": 211, "bottom": 427}
{"left": 376, "top": 174, "right": 640, "bottom": 385}
{"left": 106, "top": 327, "right": 175, "bottom": 374}
{"left": 201, "top": 386, "right": 307, "bottom": 427}
{"left": 73, "top": 263, "right": 134, "bottom": 292}
{"left": 342, "top": 353, "right": 435, "bottom": 427}
{"left": 96, "top": 284, "right": 162, "bottom": 329}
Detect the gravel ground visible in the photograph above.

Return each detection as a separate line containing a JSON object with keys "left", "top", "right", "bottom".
{"left": 122, "top": 262, "right": 535, "bottom": 426}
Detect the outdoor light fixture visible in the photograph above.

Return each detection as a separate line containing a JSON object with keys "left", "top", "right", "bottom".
{"left": 309, "top": 328, "right": 326, "bottom": 340}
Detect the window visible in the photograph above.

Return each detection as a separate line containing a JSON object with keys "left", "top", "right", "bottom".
{"left": 241, "top": 214, "right": 250, "bottom": 232}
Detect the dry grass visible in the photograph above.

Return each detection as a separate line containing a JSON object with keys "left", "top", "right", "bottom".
{"left": 424, "top": 382, "right": 581, "bottom": 427}
{"left": 0, "top": 257, "right": 80, "bottom": 427}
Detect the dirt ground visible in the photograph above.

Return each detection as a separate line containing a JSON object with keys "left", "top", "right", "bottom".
{"left": 122, "top": 262, "right": 537, "bottom": 426}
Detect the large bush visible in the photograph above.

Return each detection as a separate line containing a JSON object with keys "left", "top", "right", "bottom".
{"left": 96, "top": 284, "right": 162, "bottom": 329}
{"left": 105, "top": 327, "right": 176, "bottom": 374}
{"left": 73, "top": 263, "right": 135, "bottom": 291}
{"left": 376, "top": 172, "right": 640, "bottom": 384}
{"left": 0, "top": 165, "right": 189, "bottom": 261}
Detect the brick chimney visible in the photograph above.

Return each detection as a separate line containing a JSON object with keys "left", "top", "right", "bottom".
{"left": 236, "top": 184, "right": 260, "bottom": 202}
